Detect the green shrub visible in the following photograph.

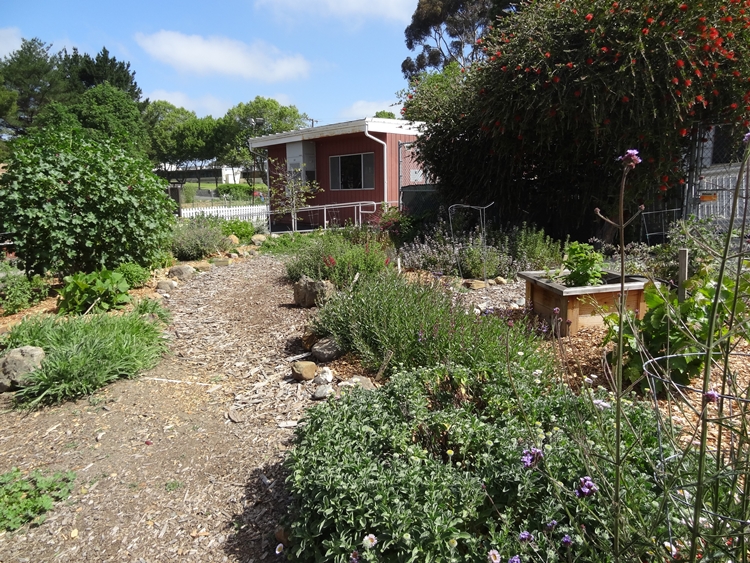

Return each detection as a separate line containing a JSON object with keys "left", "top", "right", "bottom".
{"left": 0, "top": 467, "right": 75, "bottom": 531}
{"left": 57, "top": 269, "right": 131, "bottom": 315}
{"left": 561, "top": 241, "right": 604, "bottom": 287}
{"left": 171, "top": 215, "right": 232, "bottom": 261}
{"left": 2, "top": 301, "right": 170, "bottom": 408}
{"left": 216, "top": 183, "right": 253, "bottom": 201}
{"left": 0, "top": 264, "right": 49, "bottom": 315}
{"left": 285, "top": 364, "right": 673, "bottom": 562}
{"left": 0, "top": 128, "right": 176, "bottom": 275}
{"left": 313, "top": 271, "right": 546, "bottom": 375}
{"left": 182, "top": 183, "right": 199, "bottom": 204}
{"left": 286, "top": 233, "right": 391, "bottom": 289}
{"left": 458, "top": 242, "right": 501, "bottom": 279}
{"left": 262, "top": 232, "right": 321, "bottom": 256}
{"left": 219, "top": 218, "right": 255, "bottom": 243}
{"left": 115, "top": 262, "right": 151, "bottom": 289}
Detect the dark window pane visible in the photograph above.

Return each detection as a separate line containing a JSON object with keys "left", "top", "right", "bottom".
{"left": 363, "top": 153, "right": 374, "bottom": 189}
{"left": 340, "top": 155, "right": 362, "bottom": 190}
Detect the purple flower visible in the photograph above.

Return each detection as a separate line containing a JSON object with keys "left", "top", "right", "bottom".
{"left": 704, "top": 389, "right": 720, "bottom": 404}
{"left": 618, "top": 149, "right": 642, "bottom": 169}
{"left": 519, "top": 531, "right": 533, "bottom": 543}
{"left": 509, "top": 556, "right": 521, "bottom": 563}
{"left": 521, "top": 447, "right": 544, "bottom": 468}
{"left": 562, "top": 534, "right": 573, "bottom": 547}
{"left": 552, "top": 307, "right": 560, "bottom": 315}
{"left": 744, "top": 132, "right": 750, "bottom": 144}
{"left": 575, "top": 476, "right": 599, "bottom": 498}
{"left": 488, "top": 549, "right": 501, "bottom": 563}
{"left": 546, "top": 520, "right": 558, "bottom": 531}
{"left": 350, "top": 551, "right": 360, "bottom": 563}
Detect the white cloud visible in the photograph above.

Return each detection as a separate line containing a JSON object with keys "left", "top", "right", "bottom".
{"left": 0, "top": 27, "right": 22, "bottom": 59}
{"left": 255, "top": 0, "right": 414, "bottom": 22}
{"left": 338, "top": 99, "right": 401, "bottom": 120}
{"left": 135, "top": 30, "right": 310, "bottom": 82}
{"left": 148, "top": 90, "right": 232, "bottom": 118}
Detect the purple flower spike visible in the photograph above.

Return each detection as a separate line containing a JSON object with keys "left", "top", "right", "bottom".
{"left": 618, "top": 149, "right": 642, "bottom": 169}
{"left": 575, "top": 476, "right": 599, "bottom": 498}
{"left": 509, "top": 556, "right": 521, "bottom": 563}
{"left": 519, "top": 531, "right": 533, "bottom": 543}
{"left": 562, "top": 534, "right": 573, "bottom": 547}
{"left": 546, "top": 520, "right": 558, "bottom": 531}
{"left": 704, "top": 389, "right": 720, "bottom": 404}
{"left": 521, "top": 447, "right": 544, "bottom": 469}
{"left": 744, "top": 132, "right": 750, "bottom": 144}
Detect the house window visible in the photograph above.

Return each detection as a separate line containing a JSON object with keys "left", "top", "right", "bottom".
{"left": 330, "top": 153, "right": 375, "bottom": 190}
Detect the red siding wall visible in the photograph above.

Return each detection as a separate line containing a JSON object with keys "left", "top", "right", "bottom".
{"left": 266, "top": 131, "right": 418, "bottom": 228}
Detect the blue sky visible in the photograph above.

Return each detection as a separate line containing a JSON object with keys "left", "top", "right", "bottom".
{"left": 2, "top": 0, "right": 419, "bottom": 125}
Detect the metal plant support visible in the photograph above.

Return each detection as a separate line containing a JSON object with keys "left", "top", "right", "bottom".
{"left": 448, "top": 202, "right": 494, "bottom": 284}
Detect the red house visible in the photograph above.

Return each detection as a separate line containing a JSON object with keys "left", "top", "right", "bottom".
{"left": 248, "top": 117, "right": 424, "bottom": 230}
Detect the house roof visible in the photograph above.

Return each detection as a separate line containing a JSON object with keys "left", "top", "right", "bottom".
{"left": 247, "top": 117, "right": 424, "bottom": 149}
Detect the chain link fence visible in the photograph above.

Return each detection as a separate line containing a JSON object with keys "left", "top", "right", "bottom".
{"left": 398, "top": 141, "right": 440, "bottom": 218}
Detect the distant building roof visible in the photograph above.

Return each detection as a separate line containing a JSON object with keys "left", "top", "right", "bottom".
{"left": 247, "top": 117, "right": 424, "bottom": 149}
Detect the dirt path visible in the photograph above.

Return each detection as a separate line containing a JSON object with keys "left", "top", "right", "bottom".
{"left": 0, "top": 254, "right": 316, "bottom": 562}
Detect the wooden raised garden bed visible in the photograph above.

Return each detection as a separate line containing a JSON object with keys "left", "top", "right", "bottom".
{"left": 517, "top": 271, "right": 648, "bottom": 336}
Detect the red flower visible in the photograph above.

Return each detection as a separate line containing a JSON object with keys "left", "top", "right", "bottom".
{"left": 622, "top": 95, "right": 630, "bottom": 102}
{"left": 731, "top": 102, "right": 739, "bottom": 109}
{"left": 680, "top": 128, "right": 688, "bottom": 136}
{"left": 552, "top": 76, "right": 560, "bottom": 83}
{"left": 642, "top": 28, "right": 649, "bottom": 34}
{"left": 679, "top": 3, "right": 688, "bottom": 10}
{"left": 545, "top": 52, "right": 551, "bottom": 58}
{"left": 574, "top": 90, "right": 582, "bottom": 97}
{"left": 646, "top": 17, "right": 654, "bottom": 24}
{"left": 585, "top": 13, "right": 593, "bottom": 21}
{"left": 566, "top": 62, "right": 574, "bottom": 68}
{"left": 601, "top": 46, "right": 610, "bottom": 53}
{"left": 676, "top": 59, "right": 685, "bottom": 67}
{"left": 587, "top": 58, "right": 594, "bottom": 64}
{"left": 659, "top": 185, "right": 669, "bottom": 192}
{"left": 672, "top": 77, "right": 679, "bottom": 84}
{"left": 684, "top": 79, "right": 692, "bottom": 86}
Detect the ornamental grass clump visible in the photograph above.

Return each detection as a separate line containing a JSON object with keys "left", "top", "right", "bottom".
{"left": 171, "top": 215, "right": 232, "bottom": 261}
{"left": 2, "top": 299, "right": 170, "bottom": 408}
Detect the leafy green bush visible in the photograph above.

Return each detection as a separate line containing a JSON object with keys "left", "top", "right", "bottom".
{"left": 458, "top": 242, "right": 501, "bottom": 279}
{"left": 216, "top": 183, "right": 253, "bottom": 201}
{"left": 313, "top": 271, "right": 546, "bottom": 375}
{"left": 604, "top": 272, "right": 749, "bottom": 386}
{"left": 2, "top": 300, "right": 170, "bottom": 408}
{"left": 261, "top": 232, "right": 318, "bottom": 256}
{"left": 219, "top": 218, "right": 255, "bottom": 243}
{"left": 286, "top": 233, "right": 391, "bottom": 289}
{"left": 561, "top": 242, "right": 604, "bottom": 287}
{"left": 0, "top": 468, "right": 75, "bottom": 531}
{"left": 171, "top": 215, "right": 232, "bottom": 261}
{"left": 115, "top": 262, "right": 151, "bottom": 289}
{"left": 0, "top": 127, "right": 176, "bottom": 276}
{"left": 0, "top": 264, "right": 48, "bottom": 315}
{"left": 182, "top": 183, "right": 199, "bottom": 204}
{"left": 285, "top": 364, "right": 673, "bottom": 562}
{"left": 57, "top": 269, "right": 131, "bottom": 315}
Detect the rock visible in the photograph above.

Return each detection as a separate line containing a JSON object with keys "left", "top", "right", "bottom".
{"left": 194, "top": 261, "right": 212, "bottom": 272}
{"left": 487, "top": 279, "right": 496, "bottom": 286}
{"left": 312, "top": 384, "right": 335, "bottom": 400}
{"left": 227, "top": 234, "right": 240, "bottom": 246}
{"left": 275, "top": 527, "right": 290, "bottom": 545}
{"left": 463, "top": 279, "right": 486, "bottom": 290}
{"left": 312, "top": 367, "right": 334, "bottom": 385}
{"left": 311, "top": 337, "right": 343, "bottom": 362}
{"left": 229, "top": 253, "right": 239, "bottom": 259}
{"left": 156, "top": 280, "right": 177, "bottom": 291}
{"left": 168, "top": 265, "right": 196, "bottom": 281}
{"left": 349, "top": 376, "right": 376, "bottom": 391}
{"left": 251, "top": 234, "right": 267, "bottom": 246}
{"left": 293, "top": 276, "right": 336, "bottom": 308}
{"left": 301, "top": 326, "right": 319, "bottom": 351}
{"left": 213, "top": 258, "right": 232, "bottom": 267}
{"left": 495, "top": 276, "right": 508, "bottom": 285}
{"left": 291, "top": 361, "right": 317, "bottom": 381}
{"left": 0, "top": 346, "right": 45, "bottom": 392}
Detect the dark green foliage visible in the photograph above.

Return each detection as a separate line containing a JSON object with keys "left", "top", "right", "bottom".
{"left": 3, "top": 303, "right": 169, "bottom": 408}
{"left": 216, "top": 183, "right": 254, "bottom": 201}
{"left": 171, "top": 216, "right": 232, "bottom": 261}
{"left": 114, "top": 262, "right": 151, "bottom": 289}
{"left": 0, "top": 467, "right": 75, "bottom": 531}
{"left": 0, "top": 264, "right": 48, "bottom": 315}
{"left": 313, "top": 271, "right": 546, "bottom": 375}
{"left": 58, "top": 46, "right": 143, "bottom": 104}
{"left": 0, "top": 127, "right": 176, "bottom": 276}
{"left": 412, "top": 0, "right": 750, "bottom": 240}
{"left": 286, "top": 363, "right": 672, "bottom": 562}
{"left": 285, "top": 233, "right": 391, "bottom": 289}
{"left": 57, "top": 269, "right": 131, "bottom": 315}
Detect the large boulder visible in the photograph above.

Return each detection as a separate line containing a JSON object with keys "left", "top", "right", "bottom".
{"left": 293, "top": 276, "right": 336, "bottom": 308}
{"left": 311, "top": 337, "right": 343, "bottom": 362}
{"left": 291, "top": 361, "right": 317, "bottom": 381}
{"left": 0, "top": 346, "right": 45, "bottom": 392}
{"left": 168, "top": 265, "right": 196, "bottom": 281}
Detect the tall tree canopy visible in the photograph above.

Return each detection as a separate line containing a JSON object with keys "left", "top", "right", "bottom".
{"left": 0, "top": 38, "right": 61, "bottom": 130}
{"left": 58, "top": 47, "right": 143, "bottom": 105}
{"left": 144, "top": 100, "right": 197, "bottom": 169}
{"left": 402, "top": 0, "right": 502, "bottom": 78}
{"left": 412, "top": 0, "right": 750, "bottom": 240}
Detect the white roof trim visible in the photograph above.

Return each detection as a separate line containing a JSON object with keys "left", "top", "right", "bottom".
{"left": 248, "top": 117, "right": 424, "bottom": 149}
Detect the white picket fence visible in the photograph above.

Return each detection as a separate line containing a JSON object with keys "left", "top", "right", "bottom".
{"left": 180, "top": 204, "right": 269, "bottom": 223}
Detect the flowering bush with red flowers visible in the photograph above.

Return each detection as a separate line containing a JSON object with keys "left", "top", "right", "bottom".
{"left": 413, "top": 0, "right": 750, "bottom": 240}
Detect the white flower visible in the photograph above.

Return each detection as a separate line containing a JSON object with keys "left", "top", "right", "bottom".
{"left": 363, "top": 534, "right": 378, "bottom": 549}
{"left": 593, "top": 399, "right": 611, "bottom": 410}
{"left": 448, "top": 538, "right": 457, "bottom": 550}
{"left": 275, "top": 543, "right": 284, "bottom": 555}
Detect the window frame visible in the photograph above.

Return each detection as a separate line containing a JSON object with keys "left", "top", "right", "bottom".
{"left": 329, "top": 152, "right": 375, "bottom": 191}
